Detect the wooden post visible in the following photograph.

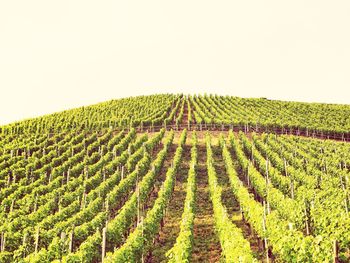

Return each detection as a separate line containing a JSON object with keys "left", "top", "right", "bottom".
{"left": 141, "top": 216, "right": 145, "bottom": 263}
{"left": 2, "top": 232, "right": 5, "bottom": 252}
{"left": 10, "top": 199, "right": 15, "bottom": 213}
{"left": 333, "top": 240, "right": 339, "bottom": 263}
{"left": 85, "top": 166, "right": 89, "bottom": 180}
{"left": 100, "top": 146, "right": 103, "bottom": 157}
{"left": 22, "top": 232, "right": 27, "bottom": 257}
{"left": 61, "top": 174, "right": 65, "bottom": 186}
{"left": 266, "top": 199, "right": 271, "bottom": 215}
{"left": 35, "top": 227, "right": 40, "bottom": 254}
{"left": 60, "top": 232, "right": 66, "bottom": 255}
{"left": 69, "top": 226, "right": 74, "bottom": 253}
{"left": 340, "top": 174, "right": 349, "bottom": 213}
{"left": 161, "top": 207, "right": 166, "bottom": 228}
{"left": 113, "top": 147, "right": 116, "bottom": 159}
{"left": 102, "top": 227, "right": 107, "bottom": 262}
{"left": 266, "top": 158, "right": 269, "bottom": 182}
{"left": 67, "top": 169, "right": 70, "bottom": 184}
{"left": 7, "top": 174, "right": 10, "bottom": 187}
{"left": 81, "top": 192, "right": 86, "bottom": 210}
{"left": 246, "top": 166, "right": 250, "bottom": 187}
{"left": 0, "top": 231, "right": 4, "bottom": 252}
{"left": 304, "top": 199, "right": 310, "bottom": 236}
{"left": 262, "top": 202, "right": 269, "bottom": 263}
{"left": 137, "top": 185, "right": 140, "bottom": 224}
{"left": 284, "top": 158, "right": 288, "bottom": 177}
{"left": 34, "top": 194, "right": 38, "bottom": 212}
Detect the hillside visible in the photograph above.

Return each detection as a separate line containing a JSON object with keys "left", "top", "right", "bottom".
{"left": 0, "top": 95, "right": 350, "bottom": 262}
{"left": 2, "top": 94, "right": 350, "bottom": 139}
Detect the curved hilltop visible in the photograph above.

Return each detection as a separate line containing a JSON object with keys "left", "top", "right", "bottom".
{"left": 2, "top": 94, "right": 350, "bottom": 140}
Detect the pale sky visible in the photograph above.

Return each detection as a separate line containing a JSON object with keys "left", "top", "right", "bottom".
{"left": 1, "top": 1, "right": 350, "bottom": 125}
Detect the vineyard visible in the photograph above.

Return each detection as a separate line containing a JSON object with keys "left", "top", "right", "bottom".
{"left": 1, "top": 94, "right": 350, "bottom": 262}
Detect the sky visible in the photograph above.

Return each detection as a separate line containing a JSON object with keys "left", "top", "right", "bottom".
{"left": 1, "top": 1, "right": 350, "bottom": 125}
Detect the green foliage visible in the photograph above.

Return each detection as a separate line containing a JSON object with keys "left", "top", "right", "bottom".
{"left": 166, "top": 131, "right": 197, "bottom": 262}
{"left": 2, "top": 94, "right": 350, "bottom": 262}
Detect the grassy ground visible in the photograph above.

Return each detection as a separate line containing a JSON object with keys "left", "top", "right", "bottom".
{"left": 191, "top": 135, "right": 222, "bottom": 263}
